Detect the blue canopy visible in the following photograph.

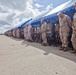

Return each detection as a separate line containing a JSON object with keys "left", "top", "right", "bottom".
{"left": 31, "top": 3, "right": 76, "bottom": 27}
{"left": 10, "top": 18, "right": 32, "bottom": 31}
{"left": 18, "top": 18, "right": 32, "bottom": 28}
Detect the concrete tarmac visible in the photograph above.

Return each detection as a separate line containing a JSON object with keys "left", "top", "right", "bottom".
{"left": 0, "top": 35, "right": 76, "bottom": 75}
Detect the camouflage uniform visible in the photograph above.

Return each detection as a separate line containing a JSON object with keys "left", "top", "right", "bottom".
{"left": 24, "top": 25, "right": 28, "bottom": 41}
{"left": 13, "top": 29, "right": 16, "bottom": 37}
{"left": 58, "top": 14, "right": 72, "bottom": 51}
{"left": 71, "top": 13, "right": 76, "bottom": 53}
{"left": 28, "top": 25, "right": 32, "bottom": 41}
{"left": 16, "top": 28, "right": 20, "bottom": 38}
{"left": 41, "top": 21, "right": 47, "bottom": 45}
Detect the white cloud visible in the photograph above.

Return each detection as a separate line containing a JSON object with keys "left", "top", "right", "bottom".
{"left": 0, "top": 20, "right": 10, "bottom": 25}
{"left": 0, "top": 0, "right": 32, "bottom": 11}
{"left": 35, "top": 3, "right": 43, "bottom": 8}
{"left": 0, "top": 0, "right": 53, "bottom": 33}
{"left": 46, "top": 4, "right": 53, "bottom": 11}
{"left": 0, "top": 6, "right": 8, "bottom": 13}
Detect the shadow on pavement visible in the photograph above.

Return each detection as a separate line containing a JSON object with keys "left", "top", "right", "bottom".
{"left": 9, "top": 37, "right": 76, "bottom": 63}
{"left": 22, "top": 40, "right": 76, "bottom": 63}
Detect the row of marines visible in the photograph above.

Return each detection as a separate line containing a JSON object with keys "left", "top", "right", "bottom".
{"left": 5, "top": 3, "right": 76, "bottom": 55}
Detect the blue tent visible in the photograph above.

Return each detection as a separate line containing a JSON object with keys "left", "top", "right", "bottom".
{"left": 30, "top": 0, "right": 72, "bottom": 26}
{"left": 30, "top": 2, "right": 76, "bottom": 27}
{"left": 18, "top": 18, "right": 32, "bottom": 28}
{"left": 10, "top": 18, "right": 32, "bottom": 31}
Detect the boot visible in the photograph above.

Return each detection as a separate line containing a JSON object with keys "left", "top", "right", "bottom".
{"left": 29, "top": 40, "right": 33, "bottom": 42}
{"left": 71, "top": 50, "right": 76, "bottom": 54}
{"left": 63, "top": 47, "right": 68, "bottom": 52}
{"left": 41, "top": 43, "right": 44, "bottom": 46}
{"left": 44, "top": 43, "right": 47, "bottom": 46}
{"left": 59, "top": 47, "right": 64, "bottom": 50}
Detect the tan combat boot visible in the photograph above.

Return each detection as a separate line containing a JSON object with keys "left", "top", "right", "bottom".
{"left": 63, "top": 47, "right": 68, "bottom": 52}
{"left": 71, "top": 50, "right": 76, "bottom": 54}
{"left": 44, "top": 43, "right": 47, "bottom": 46}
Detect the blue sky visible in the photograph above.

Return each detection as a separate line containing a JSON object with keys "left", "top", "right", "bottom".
{"left": 33, "top": 0, "right": 68, "bottom": 11}
{"left": 0, "top": 0, "right": 72, "bottom": 33}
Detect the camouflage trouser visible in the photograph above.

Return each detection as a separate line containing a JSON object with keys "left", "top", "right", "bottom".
{"left": 71, "top": 32, "right": 76, "bottom": 50}
{"left": 42, "top": 32, "right": 47, "bottom": 44}
{"left": 24, "top": 32, "right": 28, "bottom": 40}
{"left": 60, "top": 31, "right": 69, "bottom": 47}
{"left": 28, "top": 32, "right": 32, "bottom": 41}
{"left": 16, "top": 33, "right": 20, "bottom": 38}
{"left": 13, "top": 33, "right": 16, "bottom": 37}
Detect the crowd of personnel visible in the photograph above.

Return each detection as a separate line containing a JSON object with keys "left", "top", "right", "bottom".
{"left": 5, "top": 3, "right": 76, "bottom": 55}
